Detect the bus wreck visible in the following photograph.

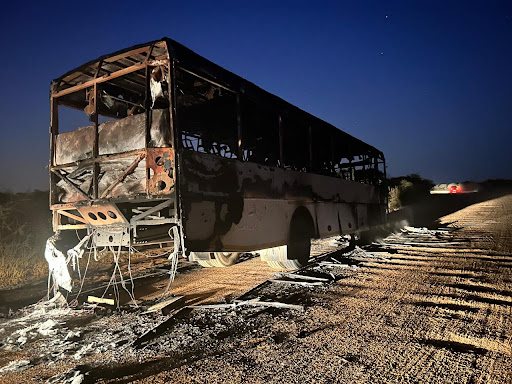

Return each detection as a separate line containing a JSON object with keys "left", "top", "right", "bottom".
{"left": 47, "top": 37, "right": 386, "bottom": 293}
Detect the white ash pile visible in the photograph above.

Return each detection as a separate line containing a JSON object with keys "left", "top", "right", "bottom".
{"left": 0, "top": 293, "right": 166, "bottom": 376}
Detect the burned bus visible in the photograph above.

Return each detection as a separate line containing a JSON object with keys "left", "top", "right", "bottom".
{"left": 49, "top": 37, "right": 386, "bottom": 270}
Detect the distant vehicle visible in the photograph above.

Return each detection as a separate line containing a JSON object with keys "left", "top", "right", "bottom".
{"left": 48, "top": 37, "right": 387, "bottom": 270}
{"left": 430, "top": 182, "right": 480, "bottom": 194}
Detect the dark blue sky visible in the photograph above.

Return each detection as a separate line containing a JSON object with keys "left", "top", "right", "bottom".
{"left": 0, "top": 1, "right": 511, "bottom": 191}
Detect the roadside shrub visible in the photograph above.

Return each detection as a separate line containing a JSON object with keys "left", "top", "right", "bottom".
{"left": 389, "top": 184, "right": 404, "bottom": 212}
{"left": 388, "top": 174, "right": 433, "bottom": 212}
{"left": 0, "top": 191, "right": 52, "bottom": 288}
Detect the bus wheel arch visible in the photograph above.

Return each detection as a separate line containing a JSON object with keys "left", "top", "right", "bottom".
{"left": 289, "top": 206, "right": 316, "bottom": 237}
{"left": 285, "top": 206, "right": 315, "bottom": 269}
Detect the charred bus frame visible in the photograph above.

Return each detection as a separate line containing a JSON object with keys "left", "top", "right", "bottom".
{"left": 49, "top": 37, "right": 387, "bottom": 269}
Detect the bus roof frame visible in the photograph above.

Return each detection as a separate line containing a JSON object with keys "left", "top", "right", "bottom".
{"left": 50, "top": 37, "right": 384, "bottom": 160}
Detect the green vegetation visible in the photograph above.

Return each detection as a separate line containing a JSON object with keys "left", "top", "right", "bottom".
{"left": 0, "top": 191, "right": 52, "bottom": 288}
{"left": 388, "top": 174, "right": 434, "bottom": 212}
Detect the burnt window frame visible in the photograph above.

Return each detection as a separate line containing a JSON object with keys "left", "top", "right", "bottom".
{"left": 239, "top": 94, "right": 281, "bottom": 166}
{"left": 175, "top": 66, "right": 239, "bottom": 160}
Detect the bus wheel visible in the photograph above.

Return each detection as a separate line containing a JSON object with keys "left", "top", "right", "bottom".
{"left": 266, "top": 259, "right": 304, "bottom": 269}
{"left": 266, "top": 260, "right": 286, "bottom": 269}
{"left": 197, "top": 260, "right": 215, "bottom": 267}
{"left": 192, "top": 252, "right": 214, "bottom": 267}
{"left": 193, "top": 252, "right": 240, "bottom": 267}
{"left": 210, "top": 252, "right": 241, "bottom": 267}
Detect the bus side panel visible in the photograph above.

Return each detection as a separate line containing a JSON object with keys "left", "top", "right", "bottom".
{"left": 179, "top": 150, "right": 381, "bottom": 252}
{"left": 179, "top": 150, "right": 245, "bottom": 252}
{"left": 182, "top": 199, "right": 363, "bottom": 251}
{"left": 356, "top": 204, "right": 370, "bottom": 232}
{"left": 194, "top": 198, "right": 295, "bottom": 251}
{"left": 314, "top": 202, "right": 353, "bottom": 239}
{"left": 337, "top": 203, "right": 358, "bottom": 235}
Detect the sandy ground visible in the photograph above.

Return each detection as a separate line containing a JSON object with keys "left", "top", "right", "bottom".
{"left": 1, "top": 192, "right": 511, "bottom": 383}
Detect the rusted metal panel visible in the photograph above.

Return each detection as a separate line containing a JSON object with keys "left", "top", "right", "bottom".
{"left": 77, "top": 203, "right": 128, "bottom": 226}
{"left": 147, "top": 148, "right": 175, "bottom": 195}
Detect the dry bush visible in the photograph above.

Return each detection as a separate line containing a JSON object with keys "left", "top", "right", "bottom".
{"left": 0, "top": 192, "right": 52, "bottom": 288}
{"left": 388, "top": 174, "right": 433, "bottom": 212}
{"left": 388, "top": 185, "right": 403, "bottom": 212}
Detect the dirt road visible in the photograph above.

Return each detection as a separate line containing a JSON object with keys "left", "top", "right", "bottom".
{"left": 1, "top": 193, "right": 511, "bottom": 383}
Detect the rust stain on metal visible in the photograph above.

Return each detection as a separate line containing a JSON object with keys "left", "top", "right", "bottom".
{"left": 147, "top": 148, "right": 175, "bottom": 195}
{"left": 77, "top": 204, "right": 128, "bottom": 226}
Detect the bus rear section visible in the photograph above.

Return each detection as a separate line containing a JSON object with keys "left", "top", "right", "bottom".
{"left": 49, "top": 41, "right": 179, "bottom": 252}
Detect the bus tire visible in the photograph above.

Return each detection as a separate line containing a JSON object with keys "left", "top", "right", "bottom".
{"left": 266, "top": 260, "right": 305, "bottom": 269}
{"left": 194, "top": 252, "right": 240, "bottom": 267}
{"left": 197, "top": 259, "right": 215, "bottom": 268}
{"left": 266, "top": 260, "right": 286, "bottom": 269}
{"left": 210, "top": 252, "right": 241, "bottom": 267}
{"left": 192, "top": 252, "right": 214, "bottom": 267}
